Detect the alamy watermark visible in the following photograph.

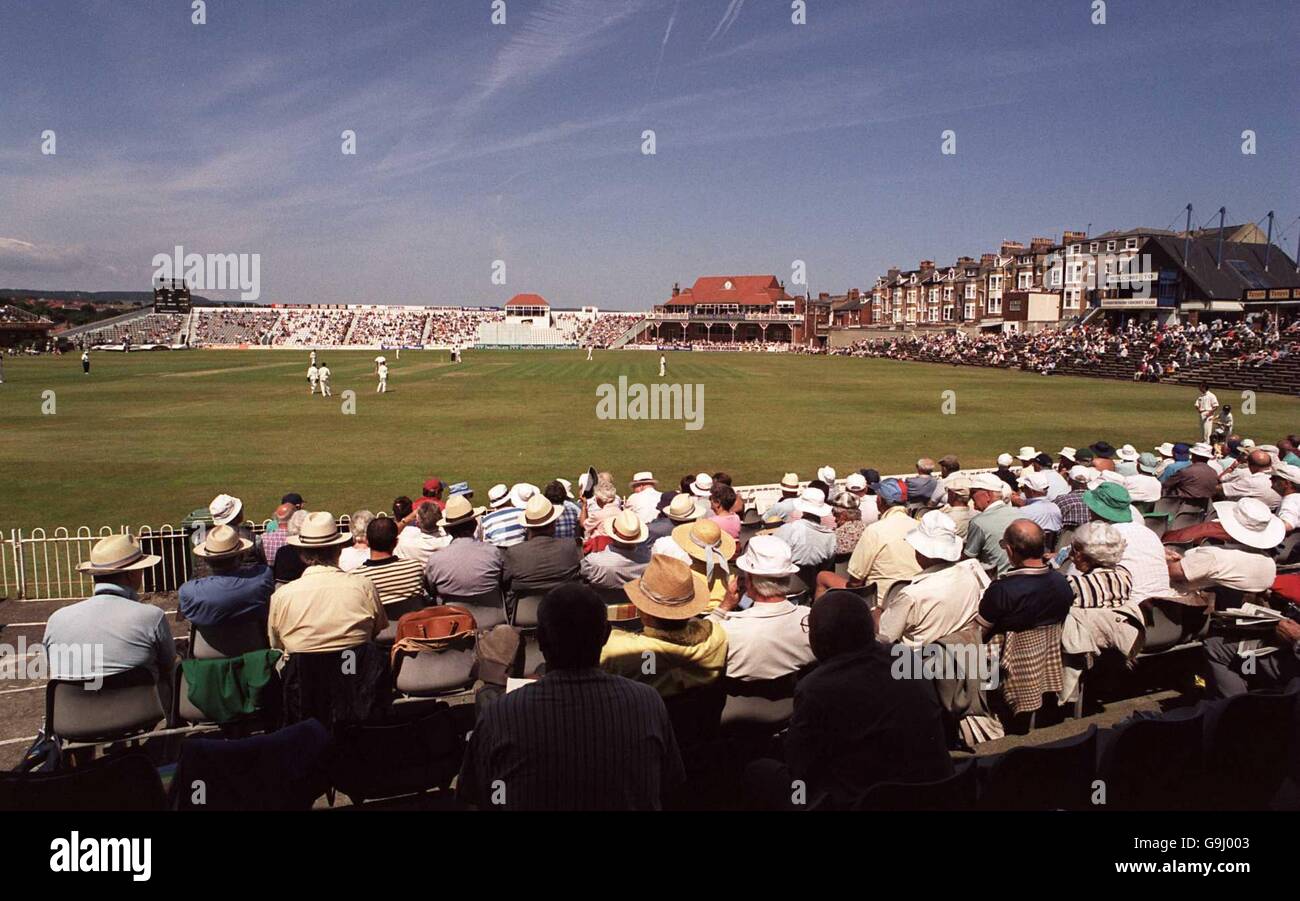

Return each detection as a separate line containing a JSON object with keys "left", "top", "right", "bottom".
{"left": 595, "top": 376, "right": 703, "bottom": 431}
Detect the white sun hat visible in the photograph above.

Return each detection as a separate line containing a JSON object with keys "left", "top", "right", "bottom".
{"left": 1016, "top": 446, "right": 1038, "bottom": 462}
{"left": 690, "top": 473, "right": 714, "bottom": 497}
{"left": 1213, "top": 497, "right": 1285, "bottom": 550}
{"left": 817, "top": 465, "right": 837, "bottom": 485}
{"left": 845, "top": 472, "right": 868, "bottom": 493}
{"left": 208, "top": 494, "right": 244, "bottom": 527}
{"left": 969, "top": 472, "right": 1006, "bottom": 493}
{"left": 1019, "top": 470, "right": 1051, "bottom": 493}
{"left": 1189, "top": 443, "right": 1214, "bottom": 459}
{"left": 794, "top": 487, "right": 832, "bottom": 518}
{"left": 1058, "top": 446, "right": 1077, "bottom": 463}
{"left": 1118, "top": 444, "right": 1140, "bottom": 462}
{"left": 904, "top": 510, "right": 962, "bottom": 562}
{"left": 508, "top": 482, "right": 539, "bottom": 509}
{"left": 1155, "top": 442, "right": 1175, "bottom": 457}
{"left": 735, "top": 534, "right": 800, "bottom": 576}
{"left": 997, "top": 453, "right": 1015, "bottom": 468}
{"left": 487, "top": 483, "right": 510, "bottom": 509}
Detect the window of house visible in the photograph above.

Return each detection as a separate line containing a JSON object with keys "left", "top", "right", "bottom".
{"left": 1018, "top": 271, "right": 1032, "bottom": 289}
{"left": 964, "top": 301, "right": 975, "bottom": 320}
{"left": 1125, "top": 237, "right": 1138, "bottom": 250}
{"left": 1107, "top": 240, "right": 1116, "bottom": 251}
{"left": 965, "top": 282, "right": 976, "bottom": 299}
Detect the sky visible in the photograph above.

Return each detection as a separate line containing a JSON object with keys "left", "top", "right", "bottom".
{"left": 1, "top": 0, "right": 1297, "bottom": 308}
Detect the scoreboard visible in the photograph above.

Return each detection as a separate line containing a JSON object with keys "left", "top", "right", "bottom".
{"left": 154, "top": 279, "right": 192, "bottom": 314}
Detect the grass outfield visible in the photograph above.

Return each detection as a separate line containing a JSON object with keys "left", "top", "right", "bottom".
{"left": 1, "top": 348, "right": 1297, "bottom": 530}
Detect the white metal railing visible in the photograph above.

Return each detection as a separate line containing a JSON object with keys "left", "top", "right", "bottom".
{"left": 1, "top": 517, "right": 352, "bottom": 602}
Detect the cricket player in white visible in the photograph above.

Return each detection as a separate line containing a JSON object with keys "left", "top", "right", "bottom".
{"left": 318, "top": 362, "right": 332, "bottom": 397}
{"left": 307, "top": 363, "right": 319, "bottom": 395}
{"left": 310, "top": 350, "right": 317, "bottom": 366}
{"left": 586, "top": 344, "right": 593, "bottom": 361}
{"left": 1195, "top": 382, "right": 1219, "bottom": 443}
{"left": 374, "top": 354, "right": 386, "bottom": 373}
{"left": 659, "top": 353, "right": 666, "bottom": 377}
{"left": 376, "top": 361, "right": 388, "bottom": 393}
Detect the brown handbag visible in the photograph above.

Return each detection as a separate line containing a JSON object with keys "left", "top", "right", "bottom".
{"left": 395, "top": 605, "right": 477, "bottom": 643}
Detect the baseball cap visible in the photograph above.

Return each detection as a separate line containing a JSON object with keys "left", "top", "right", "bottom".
{"left": 877, "top": 478, "right": 907, "bottom": 504}
{"left": 422, "top": 477, "right": 444, "bottom": 494}
{"left": 969, "top": 472, "right": 1005, "bottom": 493}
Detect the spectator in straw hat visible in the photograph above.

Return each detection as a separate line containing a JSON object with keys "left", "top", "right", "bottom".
{"left": 938, "top": 472, "right": 973, "bottom": 537}
{"left": 482, "top": 484, "right": 528, "bottom": 549}
{"left": 710, "top": 535, "right": 814, "bottom": 681}
{"left": 268, "top": 512, "right": 387, "bottom": 654}
{"left": 179, "top": 524, "right": 274, "bottom": 628}
{"left": 601, "top": 554, "right": 728, "bottom": 698}
{"left": 207, "top": 493, "right": 265, "bottom": 566}
{"left": 504, "top": 495, "right": 581, "bottom": 597}
{"left": 775, "top": 487, "right": 836, "bottom": 568}
{"left": 879, "top": 511, "right": 989, "bottom": 647}
{"left": 581, "top": 510, "right": 650, "bottom": 590}
{"left": 648, "top": 492, "right": 699, "bottom": 544}
{"left": 44, "top": 534, "right": 175, "bottom": 682}
{"left": 765, "top": 472, "right": 802, "bottom": 524}
{"left": 625, "top": 471, "right": 662, "bottom": 523}
{"left": 424, "top": 496, "right": 502, "bottom": 599}
{"left": 672, "top": 517, "right": 737, "bottom": 605}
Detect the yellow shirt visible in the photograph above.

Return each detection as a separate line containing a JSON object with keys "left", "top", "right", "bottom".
{"left": 269, "top": 565, "right": 388, "bottom": 654}
{"left": 600, "top": 618, "right": 728, "bottom": 698}
{"left": 846, "top": 506, "right": 923, "bottom": 600}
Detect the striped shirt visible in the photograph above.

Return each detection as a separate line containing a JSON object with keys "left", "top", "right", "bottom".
{"left": 457, "top": 668, "right": 684, "bottom": 810}
{"left": 1067, "top": 565, "right": 1133, "bottom": 609}
{"left": 359, "top": 556, "right": 427, "bottom": 607}
{"left": 482, "top": 506, "right": 526, "bottom": 548}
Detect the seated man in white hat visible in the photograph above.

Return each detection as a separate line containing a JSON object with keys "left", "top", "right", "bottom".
{"left": 763, "top": 472, "right": 802, "bottom": 524}
{"left": 625, "top": 471, "right": 662, "bottom": 524}
{"left": 1272, "top": 462, "right": 1300, "bottom": 539}
{"left": 482, "top": 483, "right": 528, "bottom": 549}
{"left": 993, "top": 453, "right": 1020, "bottom": 493}
{"left": 424, "top": 496, "right": 504, "bottom": 599}
{"left": 647, "top": 492, "right": 699, "bottom": 544}
{"left": 268, "top": 512, "right": 387, "bottom": 654}
{"left": 1010, "top": 470, "right": 1063, "bottom": 535}
{"left": 938, "top": 472, "right": 973, "bottom": 537}
{"left": 503, "top": 495, "right": 582, "bottom": 598}
{"left": 710, "top": 535, "right": 815, "bottom": 681}
{"left": 207, "top": 493, "right": 264, "bottom": 565}
{"left": 774, "top": 487, "right": 836, "bottom": 569}
{"left": 879, "top": 511, "right": 989, "bottom": 648}
{"left": 601, "top": 555, "right": 728, "bottom": 698}
{"left": 964, "top": 472, "right": 1024, "bottom": 577}
{"left": 1165, "top": 497, "right": 1284, "bottom": 600}
{"left": 180, "top": 524, "right": 274, "bottom": 629}
{"left": 687, "top": 472, "right": 715, "bottom": 519}
{"left": 44, "top": 534, "right": 176, "bottom": 684}
{"left": 581, "top": 510, "right": 650, "bottom": 590}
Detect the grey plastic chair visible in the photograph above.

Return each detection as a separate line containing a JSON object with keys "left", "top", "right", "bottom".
{"left": 48, "top": 666, "right": 166, "bottom": 744}
{"left": 438, "top": 589, "right": 507, "bottom": 629}
{"left": 393, "top": 644, "right": 476, "bottom": 697}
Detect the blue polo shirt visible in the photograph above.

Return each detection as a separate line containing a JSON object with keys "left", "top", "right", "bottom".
{"left": 179, "top": 564, "right": 274, "bottom": 627}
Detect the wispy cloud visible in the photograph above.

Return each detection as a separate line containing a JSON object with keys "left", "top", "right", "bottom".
{"left": 705, "top": 0, "right": 746, "bottom": 46}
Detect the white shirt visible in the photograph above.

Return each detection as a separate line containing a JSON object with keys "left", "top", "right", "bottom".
{"left": 307, "top": 365, "right": 319, "bottom": 381}
{"left": 879, "top": 559, "right": 988, "bottom": 647}
{"left": 625, "top": 487, "right": 662, "bottom": 523}
{"left": 1279, "top": 493, "right": 1300, "bottom": 530}
{"left": 1220, "top": 469, "right": 1281, "bottom": 509}
{"left": 1124, "top": 473, "right": 1163, "bottom": 503}
{"left": 318, "top": 366, "right": 331, "bottom": 381}
{"left": 338, "top": 544, "right": 368, "bottom": 572}
{"left": 395, "top": 526, "right": 450, "bottom": 565}
{"left": 1195, "top": 391, "right": 1218, "bottom": 419}
{"left": 710, "top": 600, "right": 815, "bottom": 681}
{"left": 1180, "top": 546, "right": 1276, "bottom": 593}
{"left": 1111, "top": 519, "right": 1172, "bottom": 603}
{"left": 377, "top": 364, "right": 388, "bottom": 379}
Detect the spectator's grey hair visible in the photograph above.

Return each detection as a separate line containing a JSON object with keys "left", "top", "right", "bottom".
{"left": 748, "top": 574, "right": 793, "bottom": 598}
{"left": 349, "top": 510, "right": 375, "bottom": 542}
{"left": 1073, "top": 521, "right": 1127, "bottom": 568}
{"left": 286, "top": 509, "right": 310, "bottom": 537}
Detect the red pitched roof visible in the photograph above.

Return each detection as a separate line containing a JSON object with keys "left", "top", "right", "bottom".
{"left": 668, "top": 275, "right": 788, "bottom": 307}
{"left": 506, "top": 293, "right": 548, "bottom": 307}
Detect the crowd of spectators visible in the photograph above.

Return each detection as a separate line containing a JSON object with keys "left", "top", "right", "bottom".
{"left": 347, "top": 309, "right": 430, "bottom": 347}
{"left": 192, "top": 309, "right": 280, "bottom": 345}
{"left": 78, "top": 313, "right": 187, "bottom": 347}
{"left": 37, "top": 415, "right": 1300, "bottom": 810}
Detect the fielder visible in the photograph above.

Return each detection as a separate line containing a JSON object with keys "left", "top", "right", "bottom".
{"left": 318, "top": 362, "right": 332, "bottom": 397}
{"left": 659, "top": 353, "right": 666, "bottom": 377}
{"left": 81, "top": 350, "right": 90, "bottom": 375}
{"left": 307, "top": 363, "right": 320, "bottom": 395}
{"left": 586, "top": 344, "right": 593, "bottom": 362}
{"left": 310, "top": 349, "right": 317, "bottom": 366}
{"left": 376, "top": 360, "right": 388, "bottom": 393}
{"left": 1195, "top": 382, "right": 1219, "bottom": 443}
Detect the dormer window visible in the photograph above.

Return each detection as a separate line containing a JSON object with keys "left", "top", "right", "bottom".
{"left": 723, "top": 280, "right": 734, "bottom": 290}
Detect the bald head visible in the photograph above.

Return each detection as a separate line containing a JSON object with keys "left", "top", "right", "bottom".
{"left": 916, "top": 458, "right": 935, "bottom": 475}
{"left": 1003, "top": 519, "right": 1046, "bottom": 566}
{"left": 1247, "top": 450, "right": 1272, "bottom": 472}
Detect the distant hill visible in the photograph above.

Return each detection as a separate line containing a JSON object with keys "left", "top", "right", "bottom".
{"left": 0, "top": 289, "right": 215, "bottom": 304}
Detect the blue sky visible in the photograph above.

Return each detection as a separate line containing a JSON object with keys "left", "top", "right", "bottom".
{"left": 1, "top": 0, "right": 1296, "bottom": 308}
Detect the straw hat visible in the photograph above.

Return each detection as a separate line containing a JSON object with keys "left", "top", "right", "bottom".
{"left": 1058, "top": 446, "right": 1077, "bottom": 463}
{"left": 606, "top": 510, "right": 648, "bottom": 545}
{"left": 905, "top": 510, "right": 962, "bottom": 562}
{"left": 439, "top": 495, "right": 486, "bottom": 529}
{"left": 735, "top": 534, "right": 799, "bottom": 576}
{"left": 778, "top": 472, "right": 800, "bottom": 494}
{"left": 287, "top": 511, "right": 353, "bottom": 548}
{"left": 487, "top": 483, "right": 510, "bottom": 509}
{"left": 77, "top": 534, "right": 161, "bottom": 573}
{"left": 1213, "top": 498, "right": 1284, "bottom": 550}
{"left": 508, "top": 482, "right": 539, "bottom": 509}
{"left": 630, "top": 471, "right": 657, "bottom": 486}
{"left": 664, "top": 493, "right": 701, "bottom": 523}
{"left": 521, "top": 494, "right": 559, "bottom": 529}
{"left": 672, "top": 518, "right": 736, "bottom": 568}
{"left": 208, "top": 493, "right": 243, "bottom": 527}
{"left": 623, "top": 554, "right": 710, "bottom": 620}
{"left": 193, "top": 524, "right": 253, "bottom": 559}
